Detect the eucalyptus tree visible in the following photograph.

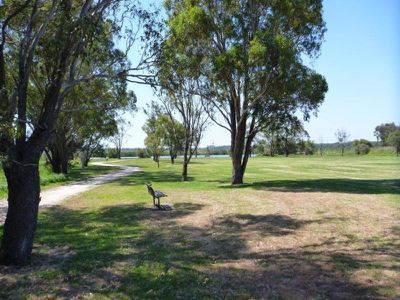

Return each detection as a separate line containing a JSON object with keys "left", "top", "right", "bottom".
{"left": 374, "top": 123, "right": 399, "bottom": 145}
{"left": 161, "top": 0, "right": 328, "bottom": 184}
{"left": 109, "top": 120, "right": 131, "bottom": 160}
{"left": 0, "top": 0, "right": 158, "bottom": 265}
{"left": 335, "top": 129, "right": 350, "bottom": 156}
{"left": 387, "top": 130, "right": 400, "bottom": 157}
{"left": 159, "top": 86, "right": 208, "bottom": 181}
{"left": 143, "top": 115, "right": 164, "bottom": 167}
{"left": 157, "top": 114, "right": 185, "bottom": 164}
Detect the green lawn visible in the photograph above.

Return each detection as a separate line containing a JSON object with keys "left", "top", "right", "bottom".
{"left": 0, "top": 161, "right": 117, "bottom": 199}
{"left": 0, "top": 156, "right": 399, "bottom": 299}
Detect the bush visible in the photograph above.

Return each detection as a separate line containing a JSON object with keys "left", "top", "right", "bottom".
{"left": 353, "top": 139, "right": 372, "bottom": 155}
{"left": 107, "top": 148, "right": 119, "bottom": 158}
{"left": 137, "top": 149, "right": 150, "bottom": 158}
{"left": 299, "top": 140, "right": 315, "bottom": 155}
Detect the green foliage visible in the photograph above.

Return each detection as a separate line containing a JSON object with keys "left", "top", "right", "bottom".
{"left": 107, "top": 148, "right": 120, "bottom": 159}
{"left": 143, "top": 103, "right": 185, "bottom": 164}
{"left": 374, "top": 123, "right": 399, "bottom": 145}
{"left": 137, "top": 149, "right": 150, "bottom": 159}
{"left": 387, "top": 130, "right": 400, "bottom": 156}
{"left": 160, "top": 0, "right": 328, "bottom": 182}
{"left": 353, "top": 139, "right": 372, "bottom": 155}
{"left": 299, "top": 140, "right": 316, "bottom": 155}
{"left": 261, "top": 119, "right": 309, "bottom": 156}
{"left": 0, "top": 162, "right": 115, "bottom": 199}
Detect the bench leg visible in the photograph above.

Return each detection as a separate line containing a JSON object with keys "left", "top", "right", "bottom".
{"left": 153, "top": 196, "right": 155, "bottom": 206}
{"left": 157, "top": 197, "right": 160, "bottom": 207}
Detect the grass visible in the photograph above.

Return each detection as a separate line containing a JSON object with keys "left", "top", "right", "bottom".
{"left": 0, "top": 155, "right": 399, "bottom": 299}
{"left": 0, "top": 161, "right": 117, "bottom": 199}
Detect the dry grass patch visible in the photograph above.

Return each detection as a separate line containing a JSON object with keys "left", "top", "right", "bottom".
{"left": 164, "top": 188, "right": 400, "bottom": 298}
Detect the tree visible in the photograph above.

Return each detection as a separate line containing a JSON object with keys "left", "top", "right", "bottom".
{"left": 143, "top": 115, "right": 165, "bottom": 168}
{"left": 157, "top": 114, "right": 185, "bottom": 164}
{"left": 0, "top": 0, "right": 157, "bottom": 265}
{"left": 161, "top": 0, "right": 327, "bottom": 184}
{"left": 317, "top": 136, "right": 324, "bottom": 157}
{"left": 44, "top": 79, "right": 134, "bottom": 172}
{"left": 387, "top": 130, "right": 400, "bottom": 156}
{"left": 254, "top": 139, "right": 267, "bottom": 156}
{"left": 279, "top": 120, "right": 308, "bottom": 157}
{"left": 335, "top": 129, "right": 350, "bottom": 156}
{"left": 374, "top": 123, "right": 399, "bottom": 145}
{"left": 143, "top": 102, "right": 186, "bottom": 166}
{"left": 160, "top": 87, "right": 208, "bottom": 181}
{"left": 110, "top": 120, "right": 130, "bottom": 160}
{"left": 298, "top": 140, "right": 315, "bottom": 155}
{"left": 261, "top": 117, "right": 308, "bottom": 157}
{"left": 353, "top": 139, "right": 372, "bottom": 155}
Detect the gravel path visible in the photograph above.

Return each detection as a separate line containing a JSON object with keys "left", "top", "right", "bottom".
{"left": 0, "top": 162, "right": 139, "bottom": 224}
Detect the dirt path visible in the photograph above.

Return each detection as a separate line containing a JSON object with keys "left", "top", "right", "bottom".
{"left": 0, "top": 162, "right": 139, "bottom": 224}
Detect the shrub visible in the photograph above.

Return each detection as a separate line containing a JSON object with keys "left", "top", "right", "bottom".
{"left": 353, "top": 139, "right": 372, "bottom": 155}
{"left": 299, "top": 140, "right": 315, "bottom": 155}
{"left": 107, "top": 148, "right": 119, "bottom": 158}
{"left": 137, "top": 149, "right": 150, "bottom": 158}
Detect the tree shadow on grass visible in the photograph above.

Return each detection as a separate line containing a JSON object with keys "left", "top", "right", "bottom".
{"left": 220, "top": 178, "right": 400, "bottom": 195}
{"left": 113, "top": 170, "right": 194, "bottom": 187}
{"left": 0, "top": 204, "right": 397, "bottom": 299}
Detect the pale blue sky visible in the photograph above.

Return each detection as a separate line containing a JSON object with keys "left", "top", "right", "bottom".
{"left": 122, "top": 0, "right": 400, "bottom": 148}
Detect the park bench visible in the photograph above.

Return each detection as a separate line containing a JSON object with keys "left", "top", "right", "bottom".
{"left": 146, "top": 183, "right": 167, "bottom": 209}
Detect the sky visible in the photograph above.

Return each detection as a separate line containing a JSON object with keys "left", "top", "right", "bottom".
{"left": 121, "top": 0, "right": 400, "bottom": 148}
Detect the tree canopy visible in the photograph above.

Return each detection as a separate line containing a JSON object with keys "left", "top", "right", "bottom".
{"left": 374, "top": 123, "right": 399, "bottom": 145}
{"left": 159, "top": 0, "right": 328, "bottom": 184}
{"left": 0, "top": 0, "right": 158, "bottom": 265}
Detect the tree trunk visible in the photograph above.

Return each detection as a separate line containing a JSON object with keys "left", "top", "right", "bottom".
{"left": 0, "top": 162, "right": 41, "bottom": 265}
{"left": 81, "top": 154, "right": 89, "bottom": 168}
{"left": 51, "top": 154, "right": 62, "bottom": 173}
{"left": 45, "top": 147, "right": 62, "bottom": 173}
{"left": 341, "top": 147, "right": 344, "bottom": 156}
{"left": 60, "top": 156, "right": 68, "bottom": 174}
{"left": 231, "top": 119, "right": 247, "bottom": 184}
{"left": 231, "top": 160, "right": 244, "bottom": 184}
{"left": 79, "top": 150, "right": 89, "bottom": 168}
{"left": 182, "top": 162, "right": 188, "bottom": 181}
{"left": 181, "top": 135, "right": 190, "bottom": 181}
{"left": 231, "top": 139, "right": 245, "bottom": 184}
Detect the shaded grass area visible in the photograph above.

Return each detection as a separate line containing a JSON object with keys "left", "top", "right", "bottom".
{"left": 0, "top": 204, "right": 214, "bottom": 299}
{"left": 221, "top": 178, "right": 400, "bottom": 194}
{"left": 0, "top": 156, "right": 399, "bottom": 298}
{"left": 0, "top": 200, "right": 398, "bottom": 299}
{"left": 0, "top": 162, "right": 117, "bottom": 199}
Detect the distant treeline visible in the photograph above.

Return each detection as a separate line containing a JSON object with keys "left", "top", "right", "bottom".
{"left": 101, "top": 146, "right": 230, "bottom": 158}
{"left": 101, "top": 142, "right": 397, "bottom": 158}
